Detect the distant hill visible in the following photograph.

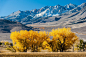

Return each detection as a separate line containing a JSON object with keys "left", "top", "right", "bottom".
{"left": 0, "top": 19, "right": 39, "bottom": 33}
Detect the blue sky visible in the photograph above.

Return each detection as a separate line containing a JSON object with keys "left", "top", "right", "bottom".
{"left": 0, "top": 0, "right": 86, "bottom": 16}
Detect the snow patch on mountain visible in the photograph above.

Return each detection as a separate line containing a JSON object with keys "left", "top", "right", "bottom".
{"left": 0, "top": 3, "right": 86, "bottom": 25}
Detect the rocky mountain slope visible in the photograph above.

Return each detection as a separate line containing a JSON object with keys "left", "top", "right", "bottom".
{"left": 27, "top": 5, "right": 86, "bottom": 28}
{"left": 1, "top": 3, "right": 86, "bottom": 25}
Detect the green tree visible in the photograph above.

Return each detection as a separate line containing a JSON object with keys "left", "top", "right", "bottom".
{"left": 74, "top": 39, "right": 86, "bottom": 52}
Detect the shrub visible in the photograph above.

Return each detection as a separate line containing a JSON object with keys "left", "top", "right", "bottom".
{"left": 0, "top": 42, "right": 2, "bottom": 45}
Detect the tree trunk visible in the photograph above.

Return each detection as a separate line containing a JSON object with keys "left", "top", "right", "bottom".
{"left": 80, "top": 48, "right": 81, "bottom": 52}
{"left": 60, "top": 49, "right": 63, "bottom": 52}
{"left": 83, "top": 43, "right": 85, "bottom": 51}
{"left": 24, "top": 49, "right": 27, "bottom": 52}
{"left": 31, "top": 44, "right": 34, "bottom": 52}
{"left": 73, "top": 45, "right": 74, "bottom": 52}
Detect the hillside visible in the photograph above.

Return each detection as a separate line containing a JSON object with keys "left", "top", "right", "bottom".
{"left": 0, "top": 19, "right": 39, "bottom": 33}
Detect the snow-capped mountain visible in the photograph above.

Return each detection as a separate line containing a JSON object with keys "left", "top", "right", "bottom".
{"left": 0, "top": 3, "right": 86, "bottom": 25}
{"left": 33, "top": 5, "right": 65, "bottom": 18}
{"left": 63, "top": 3, "right": 86, "bottom": 14}
{"left": 64, "top": 3, "right": 77, "bottom": 10}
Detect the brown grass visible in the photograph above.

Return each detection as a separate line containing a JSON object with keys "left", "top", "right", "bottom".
{"left": 0, "top": 52, "right": 86, "bottom": 57}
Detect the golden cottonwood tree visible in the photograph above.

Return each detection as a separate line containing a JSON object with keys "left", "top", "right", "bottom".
{"left": 49, "top": 27, "right": 79, "bottom": 52}
{"left": 10, "top": 30, "right": 50, "bottom": 52}
{"left": 10, "top": 30, "right": 32, "bottom": 52}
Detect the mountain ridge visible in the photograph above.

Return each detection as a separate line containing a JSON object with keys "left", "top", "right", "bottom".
{"left": 0, "top": 3, "right": 86, "bottom": 25}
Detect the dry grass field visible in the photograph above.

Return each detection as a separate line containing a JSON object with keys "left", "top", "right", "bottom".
{"left": 0, "top": 52, "right": 86, "bottom": 57}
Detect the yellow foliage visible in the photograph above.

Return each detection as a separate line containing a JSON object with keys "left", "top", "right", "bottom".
{"left": 42, "top": 41, "right": 52, "bottom": 52}
{"left": 10, "top": 30, "right": 50, "bottom": 52}
{"left": 49, "top": 27, "right": 79, "bottom": 51}
{"left": 10, "top": 30, "right": 34, "bottom": 52}
{"left": 10, "top": 27, "right": 79, "bottom": 52}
